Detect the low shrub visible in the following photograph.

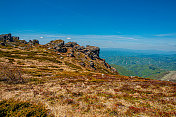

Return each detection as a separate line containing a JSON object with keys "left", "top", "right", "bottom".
{"left": 0, "top": 99, "right": 53, "bottom": 117}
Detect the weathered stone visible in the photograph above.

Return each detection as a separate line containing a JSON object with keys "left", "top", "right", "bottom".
{"left": 19, "top": 40, "right": 27, "bottom": 44}
{"left": 46, "top": 40, "right": 65, "bottom": 51}
{"left": 75, "top": 46, "right": 85, "bottom": 50}
{"left": 86, "top": 46, "right": 100, "bottom": 56}
{"left": 56, "top": 47, "right": 67, "bottom": 53}
{"left": 28, "top": 40, "right": 33, "bottom": 45}
{"left": 75, "top": 45, "right": 100, "bottom": 60}
{"left": 32, "top": 39, "right": 39, "bottom": 45}
{"left": 12, "top": 36, "right": 19, "bottom": 42}
{"left": 89, "top": 61, "right": 95, "bottom": 68}
{"left": 28, "top": 39, "right": 39, "bottom": 45}
{"left": 65, "top": 42, "right": 77, "bottom": 47}
{"left": 52, "top": 40, "right": 64, "bottom": 47}
{"left": 57, "top": 41, "right": 64, "bottom": 47}
{"left": 0, "top": 33, "right": 13, "bottom": 42}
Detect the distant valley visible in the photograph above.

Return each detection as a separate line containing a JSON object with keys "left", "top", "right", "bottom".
{"left": 100, "top": 48, "right": 176, "bottom": 82}
{"left": 0, "top": 34, "right": 176, "bottom": 116}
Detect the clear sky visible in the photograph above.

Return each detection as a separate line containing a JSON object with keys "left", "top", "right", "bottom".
{"left": 0, "top": 0, "right": 176, "bottom": 51}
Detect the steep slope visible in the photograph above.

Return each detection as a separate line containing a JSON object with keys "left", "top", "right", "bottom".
{"left": 0, "top": 34, "right": 176, "bottom": 117}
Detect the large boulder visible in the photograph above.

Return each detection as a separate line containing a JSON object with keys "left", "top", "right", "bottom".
{"left": 0, "top": 33, "right": 13, "bottom": 42}
{"left": 19, "top": 40, "right": 27, "bottom": 44}
{"left": 86, "top": 45, "right": 100, "bottom": 56}
{"left": 75, "top": 46, "right": 85, "bottom": 50}
{"left": 52, "top": 40, "right": 64, "bottom": 47}
{"left": 12, "top": 36, "right": 19, "bottom": 42}
{"left": 78, "top": 46, "right": 100, "bottom": 60}
{"left": 56, "top": 47, "right": 67, "bottom": 53}
{"left": 28, "top": 39, "right": 39, "bottom": 45}
{"left": 33, "top": 39, "right": 39, "bottom": 45}
{"left": 65, "top": 42, "right": 77, "bottom": 47}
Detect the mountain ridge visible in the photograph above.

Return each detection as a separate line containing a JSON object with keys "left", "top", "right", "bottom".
{"left": 0, "top": 34, "right": 176, "bottom": 117}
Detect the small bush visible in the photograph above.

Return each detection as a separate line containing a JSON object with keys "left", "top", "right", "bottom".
{"left": 0, "top": 63, "right": 24, "bottom": 84}
{"left": 0, "top": 99, "right": 52, "bottom": 117}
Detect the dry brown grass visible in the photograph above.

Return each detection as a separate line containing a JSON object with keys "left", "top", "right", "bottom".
{"left": 0, "top": 63, "right": 24, "bottom": 84}
{"left": 0, "top": 45, "right": 176, "bottom": 117}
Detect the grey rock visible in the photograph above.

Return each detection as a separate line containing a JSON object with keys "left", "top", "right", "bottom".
{"left": 75, "top": 46, "right": 85, "bottom": 50}
{"left": 89, "top": 61, "right": 95, "bottom": 68}
{"left": 49, "top": 40, "right": 64, "bottom": 47}
{"left": 56, "top": 47, "right": 67, "bottom": 53}
{"left": 65, "top": 42, "right": 77, "bottom": 47}
{"left": 19, "top": 40, "right": 27, "bottom": 44}
{"left": 32, "top": 39, "right": 39, "bottom": 45}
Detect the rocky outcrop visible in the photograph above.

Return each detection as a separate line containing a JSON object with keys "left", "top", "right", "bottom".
{"left": 45, "top": 39, "right": 117, "bottom": 74}
{"left": 89, "top": 61, "right": 95, "bottom": 69}
{"left": 46, "top": 40, "right": 67, "bottom": 53}
{"left": 50, "top": 40, "right": 64, "bottom": 47}
{"left": 0, "top": 33, "right": 15, "bottom": 42}
{"left": 74, "top": 45, "right": 100, "bottom": 60}
{"left": 57, "top": 47, "right": 67, "bottom": 53}
{"left": 0, "top": 34, "right": 118, "bottom": 74}
{"left": 65, "top": 42, "right": 77, "bottom": 47}
{"left": 32, "top": 39, "right": 39, "bottom": 45}
{"left": 0, "top": 33, "right": 39, "bottom": 46}
{"left": 19, "top": 40, "right": 28, "bottom": 44}
{"left": 12, "top": 36, "right": 20, "bottom": 42}
{"left": 46, "top": 40, "right": 100, "bottom": 60}
{"left": 28, "top": 39, "right": 39, "bottom": 45}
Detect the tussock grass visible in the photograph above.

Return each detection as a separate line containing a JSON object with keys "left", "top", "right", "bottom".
{"left": 0, "top": 99, "right": 53, "bottom": 117}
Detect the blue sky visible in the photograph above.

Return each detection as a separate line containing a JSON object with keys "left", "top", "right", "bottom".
{"left": 0, "top": 0, "right": 176, "bottom": 51}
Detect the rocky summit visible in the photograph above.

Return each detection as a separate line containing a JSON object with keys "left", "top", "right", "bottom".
{"left": 0, "top": 34, "right": 175, "bottom": 117}
{"left": 45, "top": 39, "right": 117, "bottom": 73}
{"left": 0, "top": 33, "right": 39, "bottom": 46}
{"left": 0, "top": 33, "right": 117, "bottom": 74}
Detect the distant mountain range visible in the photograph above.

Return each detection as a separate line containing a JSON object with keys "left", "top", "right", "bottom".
{"left": 100, "top": 48, "right": 176, "bottom": 81}
{"left": 100, "top": 48, "right": 176, "bottom": 56}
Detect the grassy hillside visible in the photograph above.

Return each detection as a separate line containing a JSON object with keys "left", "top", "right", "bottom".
{"left": 0, "top": 99, "right": 52, "bottom": 117}
{"left": 0, "top": 36, "right": 176, "bottom": 116}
